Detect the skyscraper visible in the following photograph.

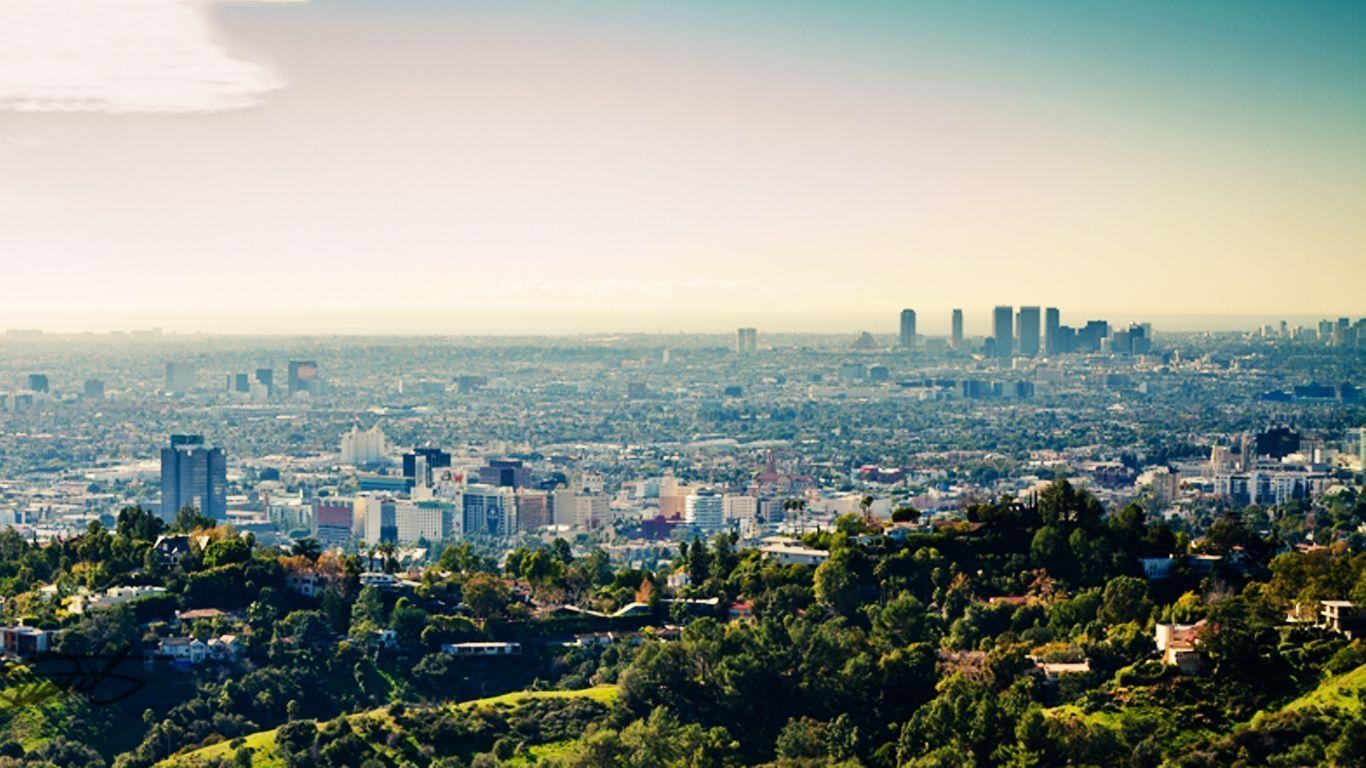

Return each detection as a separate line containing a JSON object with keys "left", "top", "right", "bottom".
{"left": 950, "top": 309, "right": 964, "bottom": 350}
{"left": 1016, "top": 306, "right": 1041, "bottom": 357}
{"left": 992, "top": 306, "right": 1014, "bottom": 358}
{"left": 1044, "top": 307, "right": 1061, "bottom": 354}
{"left": 685, "top": 489, "right": 726, "bottom": 533}
{"left": 735, "top": 327, "right": 758, "bottom": 354}
{"left": 159, "top": 434, "right": 227, "bottom": 521}
{"left": 287, "top": 360, "right": 321, "bottom": 395}
{"left": 899, "top": 309, "right": 917, "bottom": 349}
{"left": 165, "top": 362, "right": 196, "bottom": 393}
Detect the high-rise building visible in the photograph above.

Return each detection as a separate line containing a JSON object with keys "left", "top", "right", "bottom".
{"left": 462, "top": 485, "right": 518, "bottom": 537}
{"left": 227, "top": 373, "right": 252, "bottom": 393}
{"left": 255, "top": 368, "right": 275, "bottom": 397}
{"left": 735, "top": 327, "right": 758, "bottom": 354}
{"left": 991, "top": 306, "right": 1014, "bottom": 358}
{"left": 82, "top": 379, "right": 105, "bottom": 399}
{"left": 479, "top": 459, "right": 532, "bottom": 488}
{"left": 950, "top": 309, "right": 964, "bottom": 350}
{"left": 165, "top": 362, "right": 196, "bottom": 393}
{"left": 159, "top": 434, "right": 227, "bottom": 521}
{"left": 403, "top": 447, "right": 451, "bottom": 481}
{"left": 685, "top": 489, "right": 726, "bottom": 532}
{"left": 899, "top": 309, "right": 917, "bottom": 349}
{"left": 515, "top": 489, "right": 551, "bottom": 529}
{"left": 362, "top": 496, "right": 397, "bottom": 545}
{"left": 313, "top": 503, "right": 354, "bottom": 548}
{"left": 1044, "top": 308, "right": 1061, "bottom": 354}
{"left": 287, "top": 360, "right": 321, "bottom": 395}
{"left": 26, "top": 374, "right": 49, "bottom": 393}
{"left": 341, "top": 426, "right": 387, "bottom": 466}
{"left": 1359, "top": 427, "right": 1366, "bottom": 473}
{"left": 1016, "top": 306, "right": 1041, "bottom": 357}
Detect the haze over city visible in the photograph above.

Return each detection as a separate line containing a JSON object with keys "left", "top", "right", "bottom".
{"left": 1, "top": 0, "right": 1363, "bottom": 328}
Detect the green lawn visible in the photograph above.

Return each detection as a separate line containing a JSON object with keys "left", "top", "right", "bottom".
{"left": 156, "top": 685, "right": 618, "bottom": 768}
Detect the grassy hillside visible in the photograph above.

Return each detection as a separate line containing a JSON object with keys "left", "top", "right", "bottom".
{"left": 1279, "top": 663, "right": 1366, "bottom": 715}
{"left": 156, "top": 685, "right": 619, "bottom": 768}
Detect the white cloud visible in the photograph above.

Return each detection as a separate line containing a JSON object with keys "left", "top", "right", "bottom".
{"left": 0, "top": 0, "right": 284, "bottom": 113}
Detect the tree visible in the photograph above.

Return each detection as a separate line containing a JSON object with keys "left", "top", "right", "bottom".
{"left": 116, "top": 505, "right": 166, "bottom": 542}
{"left": 291, "top": 538, "right": 322, "bottom": 562}
{"left": 891, "top": 505, "right": 921, "bottom": 524}
{"left": 814, "top": 550, "right": 861, "bottom": 616}
{"left": 1099, "top": 576, "right": 1152, "bottom": 625}
{"left": 172, "top": 505, "right": 216, "bottom": 533}
{"left": 461, "top": 572, "right": 511, "bottom": 619}
{"left": 350, "top": 586, "right": 386, "bottom": 637}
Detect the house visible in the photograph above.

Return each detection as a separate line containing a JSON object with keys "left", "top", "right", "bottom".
{"left": 153, "top": 535, "right": 193, "bottom": 566}
{"left": 1, "top": 625, "right": 52, "bottom": 659}
{"left": 728, "top": 601, "right": 754, "bottom": 620}
{"left": 1032, "top": 659, "right": 1092, "bottom": 682}
{"left": 1320, "top": 601, "right": 1365, "bottom": 639}
{"left": 158, "top": 637, "right": 207, "bottom": 665}
{"left": 758, "top": 542, "right": 830, "bottom": 567}
{"left": 573, "top": 632, "right": 615, "bottom": 647}
{"left": 68, "top": 585, "right": 168, "bottom": 614}
{"left": 207, "top": 634, "right": 241, "bottom": 661}
{"left": 441, "top": 642, "right": 521, "bottom": 658}
{"left": 1139, "top": 557, "right": 1175, "bottom": 580}
{"left": 367, "top": 629, "right": 398, "bottom": 650}
{"left": 1154, "top": 621, "right": 1206, "bottom": 674}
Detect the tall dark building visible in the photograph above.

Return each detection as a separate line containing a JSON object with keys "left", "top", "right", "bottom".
{"left": 1016, "top": 306, "right": 1041, "bottom": 357}
{"left": 1044, "top": 308, "right": 1061, "bottom": 354}
{"left": 950, "top": 309, "right": 964, "bottom": 349}
{"left": 479, "top": 459, "right": 532, "bottom": 488}
{"left": 898, "top": 309, "right": 917, "bottom": 349}
{"left": 83, "top": 379, "right": 105, "bottom": 399}
{"left": 255, "top": 368, "right": 275, "bottom": 396}
{"left": 1077, "top": 320, "right": 1110, "bottom": 352}
{"left": 26, "top": 374, "right": 49, "bottom": 393}
{"left": 287, "top": 361, "right": 322, "bottom": 395}
{"left": 160, "top": 434, "right": 227, "bottom": 521}
{"left": 403, "top": 447, "right": 452, "bottom": 480}
{"left": 991, "top": 306, "right": 1014, "bottom": 358}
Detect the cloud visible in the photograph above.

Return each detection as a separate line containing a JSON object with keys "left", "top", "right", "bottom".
{"left": 0, "top": 0, "right": 284, "bottom": 113}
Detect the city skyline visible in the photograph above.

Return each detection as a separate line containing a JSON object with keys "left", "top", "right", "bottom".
{"left": 0, "top": 0, "right": 1363, "bottom": 319}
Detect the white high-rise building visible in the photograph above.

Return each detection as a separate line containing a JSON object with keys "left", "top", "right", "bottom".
{"left": 394, "top": 500, "right": 455, "bottom": 544}
{"left": 340, "top": 425, "right": 387, "bottom": 466}
{"left": 685, "top": 490, "right": 726, "bottom": 533}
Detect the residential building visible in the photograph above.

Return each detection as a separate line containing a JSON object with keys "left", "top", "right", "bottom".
{"left": 159, "top": 434, "right": 227, "bottom": 521}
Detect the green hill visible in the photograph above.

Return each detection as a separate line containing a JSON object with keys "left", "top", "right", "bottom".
{"left": 1279, "top": 663, "right": 1366, "bottom": 715}
{"left": 156, "top": 685, "right": 619, "bottom": 768}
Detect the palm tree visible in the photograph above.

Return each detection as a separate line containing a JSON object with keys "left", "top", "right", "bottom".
{"left": 859, "top": 495, "right": 875, "bottom": 526}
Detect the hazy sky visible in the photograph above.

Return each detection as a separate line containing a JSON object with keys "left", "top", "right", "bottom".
{"left": 0, "top": 0, "right": 1362, "bottom": 331}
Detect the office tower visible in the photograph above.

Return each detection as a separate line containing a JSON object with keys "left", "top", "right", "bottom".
{"left": 552, "top": 488, "right": 609, "bottom": 529}
{"left": 479, "top": 459, "right": 532, "bottom": 488}
{"left": 362, "top": 496, "right": 398, "bottom": 545}
{"left": 159, "top": 434, "right": 227, "bottom": 521}
{"left": 1129, "top": 323, "right": 1151, "bottom": 355}
{"left": 899, "top": 309, "right": 917, "bottom": 349}
{"left": 992, "top": 306, "right": 1014, "bottom": 358}
{"left": 226, "top": 373, "right": 252, "bottom": 393}
{"left": 1044, "top": 308, "right": 1061, "bottom": 354}
{"left": 394, "top": 500, "right": 452, "bottom": 544}
{"left": 735, "top": 327, "right": 758, "bottom": 354}
{"left": 1016, "top": 306, "right": 1041, "bottom": 357}
{"left": 462, "top": 485, "right": 518, "bottom": 537}
{"left": 82, "top": 379, "right": 105, "bottom": 399}
{"left": 402, "top": 447, "right": 451, "bottom": 481}
{"left": 1359, "top": 427, "right": 1366, "bottom": 472}
{"left": 950, "top": 309, "right": 964, "bottom": 350}
{"left": 1077, "top": 320, "right": 1110, "bottom": 352}
{"left": 340, "top": 425, "right": 387, "bottom": 466}
{"left": 165, "top": 362, "right": 196, "bottom": 393}
{"left": 254, "top": 368, "right": 275, "bottom": 396}
{"left": 515, "top": 489, "right": 551, "bottom": 529}
{"left": 312, "top": 503, "right": 354, "bottom": 548}
{"left": 287, "top": 360, "right": 321, "bottom": 395}
{"left": 26, "top": 374, "right": 49, "bottom": 393}
{"left": 685, "top": 489, "right": 726, "bottom": 532}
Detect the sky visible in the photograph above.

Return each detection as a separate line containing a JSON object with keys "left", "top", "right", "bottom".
{"left": 0, "top": 0, "right": 1362, "bottom": 333}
